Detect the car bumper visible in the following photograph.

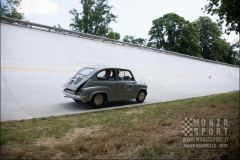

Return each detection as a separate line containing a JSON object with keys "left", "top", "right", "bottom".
{"left": 63, "top": 90, "right": 86, "bottom": 101}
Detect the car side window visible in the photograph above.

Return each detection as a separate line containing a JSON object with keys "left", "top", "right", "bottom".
{"left": 97, "top": 69, "right": 116, "bottom": 81}
{"left": 118, "top": 70, "right": 134, "bottom": 81}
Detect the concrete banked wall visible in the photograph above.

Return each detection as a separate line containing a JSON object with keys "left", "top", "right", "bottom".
{"left": 1, "top": 20, "right": 239, "bottom": 121}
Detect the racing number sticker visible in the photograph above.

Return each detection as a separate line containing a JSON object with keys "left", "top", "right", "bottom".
{"left": 125, "top": 82, "right": 133, "bottom": 92}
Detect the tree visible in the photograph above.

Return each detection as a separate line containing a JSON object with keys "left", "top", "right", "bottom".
{"left": 148, "top": 13, "right": 237, "bottom": 64}
{"left": 0, "top": 0, "right": 24, "bottom": 20}
{"left": 106, "top": 31, "right": 120, "bottom": 40}
{"left": 114, "top": 32, "right": 120, "bottom": 40}
{"left": 69, "top": 0, "right": 117, "bottom": 37}
{"left": 222, "top": 41, "right": 239, "bottom": 65}
{"left": 123, "top": 35, "right": 147, "bottom": 46}
{"left": 212, "top": 38, "right": 229, "bottom": 62}
{"left": 224, "top": 39, "right": 240, "bottom": 65}
{"left": 148, "top": 13, "right": 188, "bottom": 52}
{"left": 195, "top": 16, "right": 223, "bottom": 60}
{"left": 132, "top": 38, "right": 147, "bottom": 46}
{"left": 178, "top": 22, "right": 201, "bottom": 57}
{"left": 203, "top": 0, "right": 240, "bottom": 34}
{"left": 69, "top": 0, "right": 94, "bottom": 33}
{"left": 123, "top": 35, "right": 135, "bottom": 43}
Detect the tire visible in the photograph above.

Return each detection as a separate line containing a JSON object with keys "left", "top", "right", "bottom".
{"left": 73, "top": 99, "right": 82, "bottom": 102}
{"left": 136, "top": 90, "right": 146, "bottom": 103}
{"left": 91, "top": 93, "right": 105, "bottom": 108}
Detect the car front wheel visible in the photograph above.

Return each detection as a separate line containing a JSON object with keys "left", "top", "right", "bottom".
{"left": 91, "top": 93, "right": 105, "bottom": 108}
{"left": 136, "top": 90, "right": 146, "bottom": 103}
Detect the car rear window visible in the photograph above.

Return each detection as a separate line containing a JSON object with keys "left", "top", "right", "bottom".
{"left": 77, "top": 68, "right": 94, "bottom": 76}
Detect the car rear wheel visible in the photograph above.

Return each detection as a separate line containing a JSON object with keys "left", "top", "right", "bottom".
{"left": 136, "top": 90, "right": 146, "bottom": 103}
{"left": 91, "top": 93, "right": 105, "bottom": 108}
{"left": 73, "top": 99, "right": 82, "bottom": 102}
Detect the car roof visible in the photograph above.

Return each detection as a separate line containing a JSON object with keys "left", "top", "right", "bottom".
{"left": 84, "top": 65, "right": 129, "bottom": 71}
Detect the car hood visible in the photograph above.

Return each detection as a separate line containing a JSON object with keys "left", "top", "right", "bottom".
{"left": 63, "top": 74, "right": 89, "bottom": 90}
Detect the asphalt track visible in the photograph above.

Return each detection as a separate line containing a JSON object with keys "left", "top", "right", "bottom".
{"left": 1, "top": 22, "right": 239, "bottom": 121}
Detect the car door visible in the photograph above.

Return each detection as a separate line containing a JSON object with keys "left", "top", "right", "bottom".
{"left": 94, "top": 69, "right": 118, "bottom": 100}
{"left": 117, "top": 70, "right": 138, "bottom": 99}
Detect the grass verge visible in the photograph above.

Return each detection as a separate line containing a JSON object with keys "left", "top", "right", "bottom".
{"left": 1, "top": 92, "right": 239, "bottom": 159}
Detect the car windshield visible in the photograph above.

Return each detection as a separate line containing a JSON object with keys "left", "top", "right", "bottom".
{"left": 77, "top": 68, "right": 94, "bottom": 76}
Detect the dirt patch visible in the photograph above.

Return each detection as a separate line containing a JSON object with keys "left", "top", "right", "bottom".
{"left": 126, "top": 109, "right": 144, "bottom": 115}
{"left": 36, "top": 125, "right": 102, "bottom": 147}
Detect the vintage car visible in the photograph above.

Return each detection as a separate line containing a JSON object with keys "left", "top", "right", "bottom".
{"left": 63, "top": 65, "right": 147, "bottom": 108}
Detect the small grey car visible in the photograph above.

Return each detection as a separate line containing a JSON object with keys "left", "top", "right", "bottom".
{"left": 63, "top": 65, "right": 147, "bottom": 108}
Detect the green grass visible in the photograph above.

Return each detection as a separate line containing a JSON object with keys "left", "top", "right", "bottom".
{"left": 1, "top": 91, "right": 239, "bottom": 159}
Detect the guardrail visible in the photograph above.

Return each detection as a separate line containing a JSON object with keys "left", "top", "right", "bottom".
{"left": 1, "top": 16, "right": 238, "bottom": 68}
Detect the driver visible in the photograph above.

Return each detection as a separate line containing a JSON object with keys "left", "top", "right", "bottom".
{"left": 103, "top": 70, "right": 112, "bottom": 80}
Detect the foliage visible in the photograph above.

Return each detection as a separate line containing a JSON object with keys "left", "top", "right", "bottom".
{"left": 123, "top": 35, "right": 147, "bottom": 46}
{"left": 123, "top": 35, "right": 135, "bottom": 43}
{"left": 195, "top": 16, "right": 224, "bottom": 61}
{"left": 148, "top": 13, "right": 201, "bottom": 57}
{"left": 148, "top": 13, "right": 188, "bottom": 52}
{"left": 148, "top": 13, "right": 238, "bottom": 65}
{"left": 133, "top": 38, "right": 147, "bottom": 46}
{"left": 0, "top": 0, "right": 24, "bottom": 20}
{"left": 195, "top": 16, "right": 239, "bottom": 64}
{"left": 203, "top": 0, "right": 240, "bottom": 34}
{"left": 69, "top": 0, "right": 117, "bottom": 37}
{"left": 178, "top": 22, "right": 201, "bottom": 57}
{"left": 224, "top": 39, "right": 240, "bottom": 65}
{"left": 106, "top": 31, "right": 120, "bottom": 40}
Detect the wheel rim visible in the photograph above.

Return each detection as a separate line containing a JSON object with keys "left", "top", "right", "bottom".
{"left": 138, "top": 91, "right": 145, "bottom": 101}
{"left": 94, "top": 94, "right": 104, "bottom": 106}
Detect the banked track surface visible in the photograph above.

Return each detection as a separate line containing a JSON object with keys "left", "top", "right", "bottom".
{"left": 1, "top": 22, "right": 239, "bottom": 121}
